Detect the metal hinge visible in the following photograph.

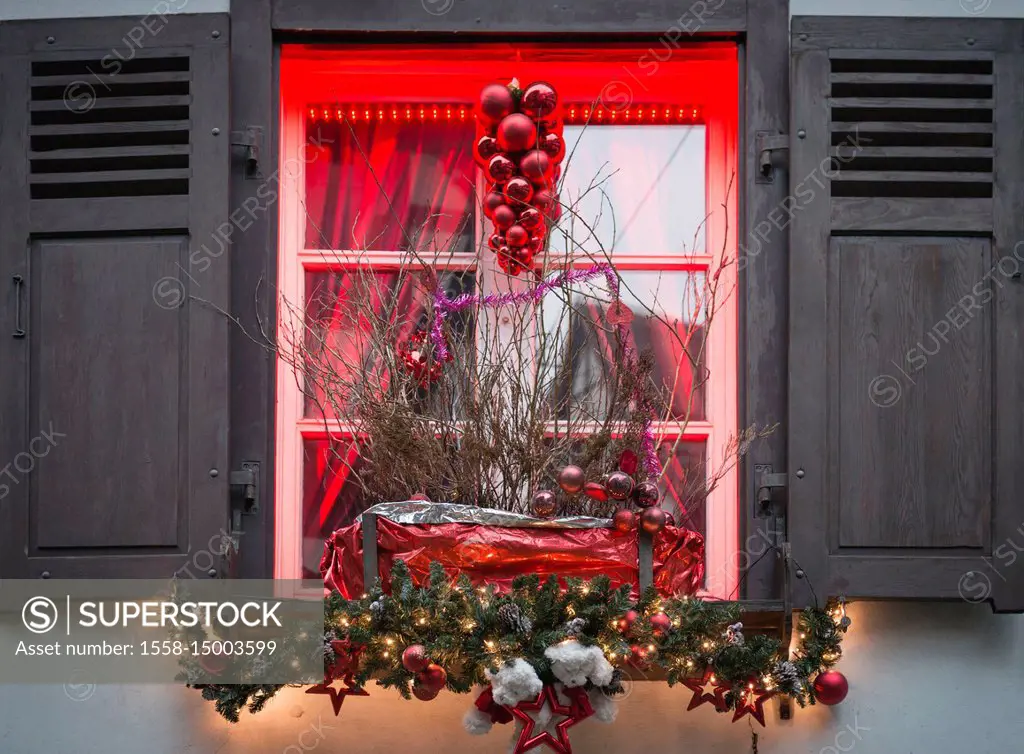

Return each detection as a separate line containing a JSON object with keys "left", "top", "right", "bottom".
{"left": 231, "top": 126, "right": 263, "bottom": 177}
{"left": 755, "top": 466, "right": 787, "bottom": 517}
{"left": 229, "top": 462, "right": 260, "bottom": 534}
{"left": 755, "top": 131, "right": 789, "bottom": 183}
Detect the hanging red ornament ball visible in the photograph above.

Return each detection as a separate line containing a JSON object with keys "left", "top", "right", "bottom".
{"left": 503, "top": 176, "right": 534, "bottom": 206}
{"left": 475, "top": 135, "right": 500, "bottom": 165}
{"left": 612, "top": 508, "right": 637, "bottom": 533}
{"left": 519, "top": 149, "right": 552, "bottom": 183}
{"left": 663, "top": 510, "right": 676, "bottom": 527}
{"left": 531, "top": 489, "right": 557, "bottom": 518}
{"left": 532, "top": 188, "right": 556, "bottom": 213}
{"left": 479, "top": 83, "right": 515, "bottom": 125}
{"left": 514, "top": 246, "right": 535, "bottom": 268}
{"left": 605, "top": 471, "right": 634, "bottom": 500}
{"left": 487, "top": 154, "right": 516, "bottom": 184}
{"left": 649, "top": 612, "right": 672, "bottom": 637}
{"left": 633, "top": 481, "right": 660, "bottom": 508}
{"left": 617, "top": 609, "right": 640, "bottom": 633}
{"left": 416, "top": 663, "right": 448, "bottom": 693}
{"left": 640, "top": 506, "right": 668, "bottom": 534}
{"left": 557, "top": 465, "right": 586, "bottom": 494}
{"left": 497, "top": 113, "right": 538, "bottom": 152}
{"left": 618, "top": 449, "right": 639, "bottom": 475}
{"left": 487, "top": 233, "right": 503, "bottom": 252}
{"left": 518, "top": 207, "right": 543, "bottom": 231}
{"left": 483, "top": 191, "right": 505, "bottom": 219}
{"left": 813, "top": 671, "right": 849, "bottom": 706}
{"left": 582, "top": 481, "right": 610, "bottom": 503}
{"left": 539, "top": 131, "right": 565, "bottom": 163}
{"left": 520, "top": 81, "right": 558, "bottom": 119}
{"left": 401, "top": 644, "right": 430, "bottom": 673}
{"left": 412, "top": 682, "right": 440, "bottom": 701}
{"left": 506, "top": 224, "right": 530, "bottom": 248}
{"left": 492, "top": 204, "right": 517, "bottom": 231}
{"left": 629, "top": 644, "right": 651, "bottom": 668}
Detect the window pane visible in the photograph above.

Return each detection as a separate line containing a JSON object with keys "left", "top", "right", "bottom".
{"left": 304, "top": 118, "right": 476, "bottom": 253}
{"left": 550, "top": 125, "right": 707, "bottom": 256}
{"left": 302, "top": 437, "right": 364, "bottom": 580}
{"left": 657, "top": 439, "right": 707, "bottom": 540}
{"left": 540, "top": 270, "right": 706, "bottom": 421}
{"left": 303, "top": 269, "right": 475, "bottom": 419}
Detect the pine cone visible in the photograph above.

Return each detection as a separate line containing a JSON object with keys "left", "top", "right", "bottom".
{"left": 772, "top": 660, "right": 802, "bottom": 693}
{"left": 564, "top": 617, "right": 587, "bottom": 635}
{"left": 497, "top": 602, "right": 533, "bottom": 635}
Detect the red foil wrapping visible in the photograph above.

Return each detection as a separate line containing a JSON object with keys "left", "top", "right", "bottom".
{"left": 320, "top": 519, "right": 704, "bottom": 598}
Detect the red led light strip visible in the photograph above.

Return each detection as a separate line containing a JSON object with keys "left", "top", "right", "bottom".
{"left": 306, "top": 103, "right": 703, "bottom": 124}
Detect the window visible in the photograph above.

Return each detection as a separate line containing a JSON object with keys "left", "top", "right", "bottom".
{"left": 277, "top": 45, "right": 738, "bottom": 597}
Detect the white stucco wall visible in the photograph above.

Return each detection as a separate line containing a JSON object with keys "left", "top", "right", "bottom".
{"left": 2, "top": 0, "right": 1024, "bottom": 752}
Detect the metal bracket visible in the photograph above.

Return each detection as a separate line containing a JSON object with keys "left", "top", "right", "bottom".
{"left": 755, "top": 131, "right": 789, "bottom": 183}
{"left": 231, "top": 126, "right": 263, "bottom": 177}
{"left": 755, "top": 467, "right": 787, "bottom": 518}
{"left": 229, "top": 462, "right": 260, "bottom": 534}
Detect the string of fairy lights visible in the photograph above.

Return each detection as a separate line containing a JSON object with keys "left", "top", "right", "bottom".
{"left": 305, "top": 103, "right": 704, "bottom": 125}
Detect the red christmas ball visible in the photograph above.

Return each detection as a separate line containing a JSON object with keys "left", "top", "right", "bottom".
{"left": 475, "top": 135, "right": 500, "bottom": 165}
{"left": 532, "top": 189, "right": 556, "bottom": 213}
{"left": 492, "top": 205, "right": 516, "bottom": 231}
{"left": 813, "top": 671, "right": 849, "bottom": 706}
{"left": 617, "top": 609, "right": 640, "bottom": 633}
{"left": 513, "top": 246, "right": 535, "bottom": 266}
{"left": 412, "top": 682, "right": 440, "bottom": 701}
{"left": 487, "top": 154, "right": 516, "bottom": 184}
{"left": 633, "top": 481, "right": 660, "bottom": 508}
{"left": 557, "top": 465, "right": 586, "bottom": 494}
{"left": 606, "top": 471, "right": 634, "bottom": 500}
{"left": 640, "top": 506, "right": 667, "bottom": 534}
{"left": 521, "top": 81, "right": 558, "bottom": 119}
{"left": 503, "top": 177, "right": 534, "bottom": 205}
{"left": 649, "top": 612, "right": 672, "bottom": 637}
{"left": 531, "top": 489, "right": 557, "bottom": 518}
{"left": 518, "top": 207, "right": 543, "bottom": 231}
{"left": 479, "top": 83, "right": 515, "bottom": 125}
{"left": 483, "top": 191, "right": 505, "bottom": 219}
{"left": 401, "top": 644, "right": 430, "bottom": 673}
{"left": 612, "top": 508, "right": 637, "bottom": 532}
{"left": 506, "top": 224, "right": 530, "bottom": 247}
{"left": 416, "top": 663, "right": 447, "bottom": 693}
{"left": 629, "top": 644, "right": 651, "bottom": 668}
{"left": 539, "top": 131, "right": 566, "bottom": 163}
{"left": 618, "top": 449, "right": 639, "bottom": 475}
{"left": 582, "top": 481, "right": 610, "bottom": 503}
{"left": 487, "top": 233, "right": 503, "bottom": 252}
{"left": 497, "top": 113, "right": 537, "bottom": 152}
{"left": 663, "top": 511, "right": 676, "bottom": 527}
{"left": 519, "top": 150, "right": 552, "bottom": 182}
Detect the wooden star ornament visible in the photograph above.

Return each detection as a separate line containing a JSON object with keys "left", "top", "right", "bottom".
{"left": 305, "top": 674, "right": 369, "bottom": 716}
{"left": 511, "top": 685, "right": 593, "bottom": 754}
{"left": 730, "top": 684, "right": 776, "bottom": 727}
{"left": 682, "top": 667, "right": 727, "bottom": 712}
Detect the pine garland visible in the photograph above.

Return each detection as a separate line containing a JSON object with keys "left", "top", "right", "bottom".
{"left": 187, "top": 560, "right": 849, "bottom": 722}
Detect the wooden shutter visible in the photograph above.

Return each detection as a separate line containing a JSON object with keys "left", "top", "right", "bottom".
{"left": 0, "top": 15, "right": 231, "bottom": 578}
{"left": 789, "top": 17, "right": 1024, "bottom": 611}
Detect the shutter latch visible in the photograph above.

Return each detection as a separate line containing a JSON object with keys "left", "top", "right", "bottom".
{"left": 231, "top": 126, "right": 263, "bottom": 178}
{"left": 755, "top": 131, "right": 789, "bottom": 183}
{"left": 229, "top": 462, "right": 260, "bottom": 533}
{"left": 756, "top": 468, "right": 787, "bottom": 517}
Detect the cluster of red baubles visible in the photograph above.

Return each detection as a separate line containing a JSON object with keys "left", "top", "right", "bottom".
{"left": 475, "top": 80, "right": 565, "bottom": 276}
{"left": 401, "top": 643, "right": 448, "bottom": 701}
{"left": 530, "top": 450, "right": 672, "bottom": 534}
{"left": 396, "top": 330, "right": 452, "bottom": 388}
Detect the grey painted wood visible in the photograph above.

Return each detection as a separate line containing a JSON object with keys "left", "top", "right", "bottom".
{"left": 790, "top": 16, "right": 1024, "bottom": 611}
{"left": 832, "top": 238, "right": 989, "bottom": 550}
{"left": 229, "top": 0, "right": 277, "bottom": 578}
{"left": 830, "top": 197, "right": 991, "bottom": 232}
{"left": 739, "top": 0, "right": 790, "bottom": 600}
{"left": 272, "top": 0, "right": 748, "bottom": 33}
{"left": 32, "top": 238, "right": 186, "bottom": 549}
{"left": 0, "top": 14, "right": 231, "bottom": 579}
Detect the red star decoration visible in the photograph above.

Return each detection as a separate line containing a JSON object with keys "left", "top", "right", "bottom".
{"left": 305, "top": 674, "right": 369, "bottom": 716}
{"left": 682, "top": 668, "right": 727, "bottom": 712}
{"left": 729, "top": 684, "right": 776, "bottom": 727}
{"left": 511, "top": 686, "right": 593, "bottom": 754}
